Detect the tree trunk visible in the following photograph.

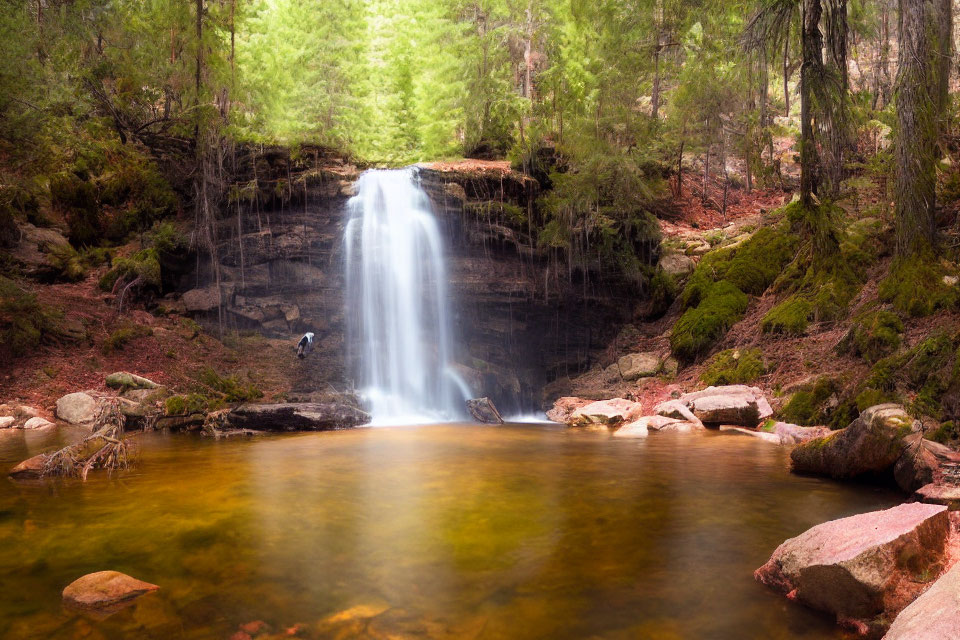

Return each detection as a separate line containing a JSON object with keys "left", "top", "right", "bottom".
{"left": 894, "top": 0, "right": 952, "bottom": 255}
{"left": 823, "top": 0, "right": 849, "bottom": 198}
{"left": 783, "top": 37, "right": 791, "bottom": 116}
{"left": 799, "top": 0, "right": 824, "bottom": 208}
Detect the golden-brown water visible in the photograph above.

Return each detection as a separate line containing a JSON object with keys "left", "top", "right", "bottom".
{"left": 0, "top": 424, "right": 898, "bottom": 639}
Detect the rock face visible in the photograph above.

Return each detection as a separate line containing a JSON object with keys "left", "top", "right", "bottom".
{"left": 466, "top": 397, "right": 504, "bottom": 424}
{"left": 915, "top": 483, "right": 960, "bottom": 510}
{"left": 62, "top": 571, "right": 159, "bottom": 611}
{"left": 617, "top": 352, "right": 661, "bottom": 381}
{"left": 225, "top": 403, "right": 370, "bottom": 431}
{"left": 105, "top": 372, "right": 159, "bottom": 390}
{"left": 568, "top": 398, "right": 642, "bottom": 427}
{"left": 755, "top": 503, "right": 949, "bottom": 629}
{"left": 55, "top": 392, "right": 98, "bottom": 426}
{"left": 546, "top": 397, "right": 593, "bottom": 423}
{"left": 658, "top": 252, "right": 695, "bottom": 278}
{"left": 884, "top": 559, "right": 960, "bottom": 639}
{"left": 677, "top": 385, "right": 773, "bottom": 426}
{"left": 791, "top": 404, "right": 921, "bottom": 488}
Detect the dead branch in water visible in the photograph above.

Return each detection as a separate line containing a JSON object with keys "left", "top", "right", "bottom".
{"left": 42, "top": 399, "right": 136, "bottom": 480}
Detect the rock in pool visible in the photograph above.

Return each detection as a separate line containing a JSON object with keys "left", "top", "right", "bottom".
{"left": 568, "top": 398, "right": 642, "bottom": 428}
{"left": 466, "top": 397, "right": 503, "bottom": 424}
{"left": 677, "top": 385, "right": 773, "bottom": 427}
{"left": 546, "top": 397, "right": 593, "bottom": 423}
{"left": 755, "top": 502, "right": 950, "bottom": 634}
{"left": 22, "top": 416, "right": 54, "bottom": 429}
{"left": 0, "top": 416, "right": 13, "bottom": 429}
{"left": 225, "top": 402, "right": 370, "bottom": 431}
{"left": 62, "top": 571, "right": 159, "bottom": 611}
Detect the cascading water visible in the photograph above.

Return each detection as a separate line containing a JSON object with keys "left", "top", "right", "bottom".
{"left": 344, "top": 168, "right": 471, "bottom": 425}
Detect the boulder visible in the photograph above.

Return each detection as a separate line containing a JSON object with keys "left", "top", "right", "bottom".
{"left": 466, "top": 397, "right": 504, "bottom": 424}
{"left": 22, "top": 416, "right": 54, "bottom": 429}
{"left": 914, "top": 483, "right": 960, "bottom": 510}
{"left": 9, "top": 453, "right": 47, "bottom": 479}
{"left": 895, "top": 435, "right": 960, "bottom": 493}
{"left": 654, "top": 399, "right": 703, "bottom": 425}
{"left": 568, "top": 398, "right": 642, "bottom": 427}
{"left": 62, "top": 571, "right": 159, "bottom": 611}
{"left": 658, "top": 252, "right": 695, "bottom": 278}
{"left": 678, "top": 385, "right": 773, "bottom": 426}
{"left": 884, "top": 561, "right": 960, "bottom": 640}
{"left": 791, "top": 404, "right": 920, "bottom": 483}
{"left": 55, "top": 392, "right": 98, "bottom": 426}
{"left": 0, "top": 416, "right": 14, "bottom": 429}
{"left": 225, "top": 403, "right": 370, "bottom": 431}
{"left": 546, "top": 397, "right": 593, "bottom": 424}
{"left": 617, "top": 352, "right": 661, "bottom": 381}
{"left": 612, "top": 420, "right": 650, "bottom": 438}
{"left": 182, "top": 286, "right": 223, "bottom": 312}
{"left": 769, "top": 422, "right": 832, "bottom": 445}
{"left": 105, "top": 372, "right": 159, "bottom": 390}
{"left": 756, "top": 503, "right": 950, "bottom": 631}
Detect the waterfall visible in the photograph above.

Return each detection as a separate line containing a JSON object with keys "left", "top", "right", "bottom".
{"left": 344, "top": 168, "right": 471, "bottom": 424}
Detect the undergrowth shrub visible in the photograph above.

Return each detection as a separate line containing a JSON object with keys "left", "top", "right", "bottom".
{"left": 878, "top": 255, "right": 959, "bottom": 317}
{"left": 781, "top": 377, "right": 837, "bottom": 426}
{"left": 670, "top": 281, "right": 748, "bottom": 361}
{"left": 101, "top": 324, "right": 153, "bottom": 354}
{"left": 199, "top": 367, "right": 263, "bottom": 403}
{"left": 836, "top": 310, "right": 903, "bottom": 363}
{"left": 0, "top": 276, "right": 62, "bottom": 356}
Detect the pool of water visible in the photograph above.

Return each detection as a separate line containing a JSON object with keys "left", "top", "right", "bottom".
{"left": 0, "top": 424, "right": 899, "bottom": 639}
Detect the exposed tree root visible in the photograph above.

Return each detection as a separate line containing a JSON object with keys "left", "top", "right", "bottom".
{"left": 41, "top": 399, "right": 135, "bottom": 480}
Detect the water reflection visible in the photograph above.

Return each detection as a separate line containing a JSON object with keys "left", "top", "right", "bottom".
{"left": 0, "top": 425, "right": 897, "bottom": 639}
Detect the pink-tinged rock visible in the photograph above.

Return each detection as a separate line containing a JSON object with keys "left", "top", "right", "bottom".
{"left": 568, "top": 398, "right": 642, "bottom": 427}
{"left": 654, "top": 400, "right": 703, "bottom": 425}
{"left": 755, "top": 503, "right": 949, "bottom": 629}
{"left": 22, "top": 416, "right": 54, "bottom": 429}
{"left": 0, "top": 416, "right": 14, "bottom": 429}
{"left": 62, "top": 571, "right": 159, "bottom": 611}
{"left": 658, "top": 421, "right": 704, "bottom": 433}
{"left": 895, "top": 435, "right": 960, "bottom": 493}
{"left": 678, "top": 385, "right": 773, "bottom": 426}
{"left": 719, "top": 425, "right": 781, "bottom": 444}
{"left": 771, "top": 422, "right": 831, "bottom": 445}
{"left": 914, "top": 483, "right": 960, "bottom": 510}
{"left": 545, "top": 397, "right": 592, "bottom": 423}
{"left": 884, "top": 560, "right": 960, "bottom": 639}
{"left": 612, "top": 418, "right": 657, "bottom": 438}
{"left": 8, "top": 454, "right": 47, "bottom": 479}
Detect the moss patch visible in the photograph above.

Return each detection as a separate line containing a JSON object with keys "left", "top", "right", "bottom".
{"left": 837, "top": 310, "right": 904, "bottom": 364}
{"left": 781, "top": 377, "right": 836, "bottom": 426}
{"left": 761, "top": 296, "right": 813, "bottom": 335}
{"left": 701, "top": 348, "right": 766, "bottom": 386}
{"left": 670, "top": 280, "right": 749, "bottom": 362}
{"left": 878, "top": 255, "right": 959, "bottom": 317}
{"left": 724, "top": 227, "right": 797, "bottom": 295}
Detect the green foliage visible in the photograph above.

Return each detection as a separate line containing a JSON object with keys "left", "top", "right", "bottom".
{"left": 837, "top": 310, "right": 903, "bottom": 363}
{"left": 878, "top": 255, "right": 959, "bottom": 317}
{"left": 102, "top": 324, "right": 153, "bottom": 355}
{"left": 198, "top": 367, "right": 263, "bottom": 403}
{"left": 45, "top": 244, "right": 111, "bottom": 282}
{"left": 647, "top": 269, "right": 678, "bottom": 318}
{"left": 929, "top": 421, "right": 959, "bottom": 445}
{"left": 164, "top": 394, "right": 210, "bottom": 416}
{"left": 781, "top": 377, "right": 836, "bottom": 426}
{"left": 762, "top": 296, "right": 813, "bottom": 335}
{"left": 701, "top": 348, "right": 765, "bottom": 386}
{"left": 679, "top": 247, "right": 735, "bottom": 309}
{"left": 0, "top": 276, "right": 61, "bottom": 356}
{"left": 99, "top": 248, "right": 161, "bottom": 292}
{"left": 670, "top": 281, "right": 749, "bottom": 362}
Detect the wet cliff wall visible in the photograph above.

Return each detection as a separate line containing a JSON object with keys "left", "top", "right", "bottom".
{"left": 177, "top": 149, "right": 644, "bottom": 412}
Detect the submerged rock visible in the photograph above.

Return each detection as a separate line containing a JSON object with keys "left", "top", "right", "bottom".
{"left": 466, "top": 397, "right": 504, "bottom": 424}
{"left": 62, "top": 571, "right": 159, "bottom": 611}
{"left": 884, "top": 561, "right": 960, "bottom": 639}
{"left": 568, "top": 398, "right": 642, "bottom": 428}
{"left": 755, "top": 503, "right": 949, "bottom": 632}
{"left": 791, "top": 404, "right": 925, "bottom": 489}
{"left": 546, "top": 397, "right": 593, "bottom": 423}
{"left": 55, "top": 392, "right": 98, "bottom": 426}
{"left": 105, "top": 372, "right": 159, "bottom": 390}
{"left": 8, "top": 453, "right": 47, "bottom": 479}
{"left": 769, "top": 421, "right": 831, "bottom": 445}
{"left": 225, "top": 403, "right": 370, "bottom": 431}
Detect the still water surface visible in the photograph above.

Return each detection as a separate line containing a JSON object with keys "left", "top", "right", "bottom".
{"left": 0, "top": 424, "right": 898, "bottom": 639}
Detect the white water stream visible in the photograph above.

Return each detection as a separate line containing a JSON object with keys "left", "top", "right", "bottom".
{"left": 344, "top": 168, "right": 471, "bottom": 424}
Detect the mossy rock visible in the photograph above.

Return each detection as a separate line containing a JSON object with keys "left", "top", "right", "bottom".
{"left": 837, "top": 310, "right": 903, "bottom": 364}
{"left": 679, "top": 246, "right": 735, "bottom": 310}
{"left": 701, "top": 348, "right": 766, "bottom": 386}
{"left": 670, "top": 280, "right": 748, "bottom": 362}
{"left": 724, "top": 227, "right": 797, "bottom": 295}
{"left": 762, "top": 296, "right": 813, "bottom": 335}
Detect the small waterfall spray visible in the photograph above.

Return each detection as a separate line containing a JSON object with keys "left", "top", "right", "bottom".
{"left": 344, "top": 168, "right": 471, "bottom": 424}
